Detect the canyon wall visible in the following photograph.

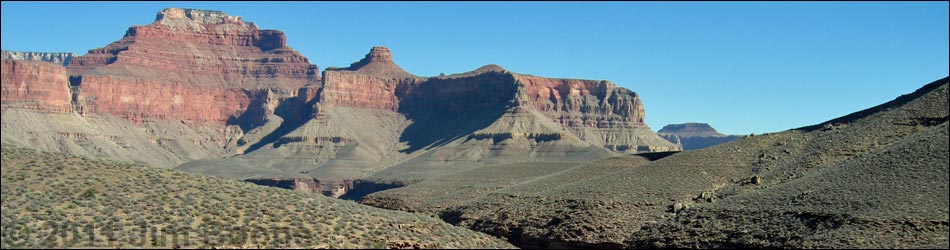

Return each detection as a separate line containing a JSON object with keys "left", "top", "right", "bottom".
{"left": 3, "top": 7, "right": 679, "bottom": 197}
{"left": 0, "top": 60, "right": 72, "bottom": 113}
{"left": 2, "top": 8, "right": 321, "bottom": 168}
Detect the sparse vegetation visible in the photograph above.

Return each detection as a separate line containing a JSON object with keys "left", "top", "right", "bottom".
{"left": 363, "top": 78, "right": 950, "bottom": 248}
{"left": 0, "top": 147, "right": 514, "bottom": 249}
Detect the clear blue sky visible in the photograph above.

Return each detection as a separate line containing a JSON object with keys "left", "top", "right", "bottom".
{"left": 2, "top": 1, "right": 947, "bottom": 135}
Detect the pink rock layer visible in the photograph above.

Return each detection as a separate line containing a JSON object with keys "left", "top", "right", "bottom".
{"left": 0, "top": 60, "right": 72, "bottom": 113}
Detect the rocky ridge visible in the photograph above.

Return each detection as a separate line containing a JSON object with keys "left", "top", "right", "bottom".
{"left": 1, "top": 50, "right": 75, "bottom": 65}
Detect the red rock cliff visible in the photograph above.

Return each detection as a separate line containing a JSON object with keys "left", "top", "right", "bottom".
{"left": 318, "top": 47, "right": 421, "bottom": 112}
{"left": 66, "top": 8, "right": 320, "bottom": 125}
{"left": 315, "top": 47, "right": 676, "bottom": 154}
{"left": 514, "top": 74, "right": 646, "bottom": 128}
{"left": 519, "top": 74, "right": 677, "bottom": 152}
{"left": 0, "top": 60, "right": 72, "bottom": 113}
{"left": 70, "top": 75, "right": 254, "bottom": 124}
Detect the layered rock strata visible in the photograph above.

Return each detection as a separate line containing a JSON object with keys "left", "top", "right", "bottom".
{"left": 66, "top": 7, "right": 319, "bottom": 125}
{"left": 1, "top": 50, "right": 76, "bottom": 65}
{"left": 2, "top": 8, "right": 320, "bottom": 167}
{"left": 1, "top": 60, "right": 72, "bottom": 113}
{"left": 204, "top": 46, "right": 679, "bottom": 196}
{"left": 3, "top": 7, "right": 678, "bottom": 198}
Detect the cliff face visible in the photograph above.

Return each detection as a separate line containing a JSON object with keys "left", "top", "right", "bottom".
{"left": 65, "top": 8, "right": 319, "bottom": 125}
{"left": 318, "top": 71, "right": 419, "bottom": 112}
{"left": 0, "top": 60, "right": 73, "bottom": 113}
{"left": 1, "top": 50, "right": 76, "bottom": 65}
{"left": 514, "top": 74, "right": 678, "bottom": 153}
{"left": 516, "top": 74, "right": 644, "bottom": 125}
{"left": 1, "top": 8, "right": 321, "bottom": 168}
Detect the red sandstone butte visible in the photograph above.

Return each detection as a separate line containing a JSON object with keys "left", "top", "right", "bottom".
{"left": 318, "top": 46, "right": 421, "bottom": 112}
{"left": 65, "top": 8, "right": 320, "bottom": 124}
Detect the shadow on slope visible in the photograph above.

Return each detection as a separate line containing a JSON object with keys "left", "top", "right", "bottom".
{"left": 242, "top": 92, "right": 318, "bottom": 153}
{"left": 397, "top": 71, "right": 517, "bottom": 153}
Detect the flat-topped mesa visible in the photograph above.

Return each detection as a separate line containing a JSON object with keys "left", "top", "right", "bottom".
{"left": 658, "top": 123, "right": 739, "bottom": 150}
{"left": 1, "top": 50, "right": 76, "bottom": 65}
{"left": 658, "top": 123, "right": 726, "bottom": 138}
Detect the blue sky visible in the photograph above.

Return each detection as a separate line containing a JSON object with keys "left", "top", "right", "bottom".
{"left": 2, "top": 1, "right": 947, "bottom": 135}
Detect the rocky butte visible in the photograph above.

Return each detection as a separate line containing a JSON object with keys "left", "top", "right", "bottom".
{"left": 2, "top": 8, "right": 319, "bottom": 168}
{"left": 658, "top": 122, "right": 741, "bottom": 150}
{"left": 1, "top": 8, "right": 679, "bottom": 198}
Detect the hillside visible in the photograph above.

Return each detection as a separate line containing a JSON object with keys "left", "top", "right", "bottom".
{"left": 0, "top": 147, "right": 514, "bottom": 249}
{"left": 363, "top": 77, "right": 949, "bottom": 248}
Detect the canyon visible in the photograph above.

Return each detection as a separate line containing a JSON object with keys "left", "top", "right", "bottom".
{"left": 1, "top": 8, "right": 678, "bottom": 198}
{"left": 2, "top": 6, "right": 946, "bottom": 249}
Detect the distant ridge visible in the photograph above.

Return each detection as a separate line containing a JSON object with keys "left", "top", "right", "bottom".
{"left": 658, "top": 122, "right": 741, "bottom": 150}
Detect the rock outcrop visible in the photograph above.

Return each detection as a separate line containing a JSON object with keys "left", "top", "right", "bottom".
{"left": 66, "top": 7, "right": 319, "bottom": 125}
{"left": 658, "top": 123, "right": 741, "bottom": 150}
{"left": 0, "top": 60, "right": 73, "bottom": 113}
{"left": 1, "top": 50, "right": 75, "bottom": 65}
{"left": 2, "top": 8, "right": 320, "bottom": 168}
{"left": 515, "top": 74, "right": 678, "bottom": 153}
